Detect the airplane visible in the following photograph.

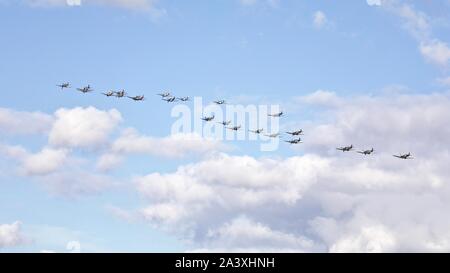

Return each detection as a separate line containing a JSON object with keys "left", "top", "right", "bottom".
{"left": 157, "top": 92, "right": 171, "bottom": 98}
{"left": 57, "top": 83, "right": 70, "bottom": 90}
{"left": 77, "top": 85, "right": 93, "bottom": 93}
{"left": 128, "top": 95, "right": 145, "bottom": 101}
{"left": 393, "top": 153, "right": 413, "bottom": 159}
{"left": 264, "top": 133, "right": 281, "bottom": 138}
{"left": 286, "top": 130, "right": 303, "bottom": 136}
{"left": 285, "top": 138, "right": 303, "bottom": 144}
{"left": 162, "top": 96, "right": 176, "bottom": 103}
{"left": 357, "top": 148, "right": 374, "bottom": 155}
{"left": 227, "top": 125, "right": 241, "bottom": 131}
{"left": 201, "top": 115, "right": 215, "bottom": 122}
{"left": 114, "top": 90, "right": 126, "bottom": 98}
{"left": 336, "top": 145, "right": 353, "bottom": 152}
{"left": 217, "top": 120, "right": 231, "bottom": 126}
{"left": 268, "top": 111, "right": 283, "bottom": 117}
{"left": 214, "top": 100, "right": 226, "bottom": 105}
{"left": 249, "top": 128, "right": 264, "bottom": 134}
{"left": 177, "top": 97, "right": 190, "bottom": 102}
{"left": 102, "top": 91, "right": 116, "bottom": 97}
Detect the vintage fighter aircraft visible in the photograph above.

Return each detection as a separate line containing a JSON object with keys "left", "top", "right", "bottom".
{"left": 336, "top": 145, "right": 353, "bottom": 152}
{"left": 357, "top": 148, "right": 374, "bottom": 155}
{"left": 102, "top": 91, "right": 116, "bottom": 97}
{"left": 264, "top": 133, "right": 281, "bottom": 138}
{"left": 157, "top": 92, "right": 171, "bottom": 98}
{"left": 268, "top": 112, "right": 284, "bottom": 117}
{"left": 114, "top": 90, "right": 126, "bottom": 98}
{"left": 285, "top": 138, "right": 303, "bottom": 144}
{"left": 214, "top": 100, "right": 226, "bottom": 105}
{"left": 393, "top": 153, "right": 413, "bottom": 159}
{"left": 177, "top": 97, "right": 190, "bottom": 102}
{"left": 217, "top": 120, "right": 231, "bottom": 126}
{"left": 227, "top": 125, "right": 242, "bottom": 131}
{"left": 57, "top": 83, "right": 70, "bottom": 90}
{"left": 77, "top": 85, "right": 93, "bottom": 93}
{"left": 162, "top": 96, "right": 176, "bottom": 103}
{"left": 286, "top": 130, "right": 303, "bottom": 136}
{"left": 201, "top": 115, "right": 215, "bottom": 122}
{"left": 249, "top": 128, "right": 264, "bottom": 134}
{"left": 128, "top": 95, "right": 145, "bottom": 101}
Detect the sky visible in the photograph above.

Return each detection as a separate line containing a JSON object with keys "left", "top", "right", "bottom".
{"left": 1, "top": 0, "right": 450, "bottom": 252}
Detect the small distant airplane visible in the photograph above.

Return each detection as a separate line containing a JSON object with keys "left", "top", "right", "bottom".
{"left": 201, "top": 115, "right": 215, "bottom": 122}
{"left": 337, "top": 145, "right": 353, "bottom": 152}
{"left": 77, "top": 85, "right": 93, "bottom": 93}
{"left": 227, "top": 125, "right": 241, "bottom": 131}
{"left": 157, "top": 92, "right": 171, "bottom": 98}
{"left": 393, "top": 153, "right": 413, "bottom": 159}
{"left": 217, "top": 120, "right": 231, "bottom": 126}
{"left": 285, "top": 138, "right": 303, "bottom": 144}
{"left": 286, "top": 130, "right": 303, "bottom": 136}
{"left": 357, "top": 148, "right": 374, "bottom": 155}
{"left": 128, "top": 95, "right": 145, "bottom": 101}
{"left": 115, "top": 90, "right": 126, "bottom": 98}
{"left": 177, "top": 97, "right": 190, "bottom": 102}
{"left": 264, "top": 133, "right": 281, "bottom": 138}
{"left": 162, "top": 96, "right": 176, "bottom": 103}
{"left": 249, "top": 128, "right": 264, "bottom": 134}
{"left": 57, "top": 83, "right": 70, "bottom": 90}
{"left": 102, "top": 91, "right": 116, "bottom": 97}
{"left": 268, "top": 112, "right": 283, "bottom": 117}
{"left": 214, "top": 100, "right": 226, "bottom": 105}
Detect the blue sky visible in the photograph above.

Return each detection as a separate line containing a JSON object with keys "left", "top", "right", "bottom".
{"left": 1, "top": 0, "right": 450, "bottom": 252}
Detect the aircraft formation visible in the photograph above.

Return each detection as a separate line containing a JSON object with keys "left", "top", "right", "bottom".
{"left": 56, "top": 82, "right": 413, "bottom": 159}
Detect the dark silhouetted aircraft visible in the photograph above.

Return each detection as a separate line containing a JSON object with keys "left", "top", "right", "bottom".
{"left": 214, "top": 100, "right": 226, "bottom": 105}
{"left": 162, "top": 96, "right": 176, "bottom": 103}
{"left": 227, "top": 125, "right": 241, "bottom": 131}
{"left": 128, "top": 95, "right": 145, "bottom": 101}
{"left": 337, "top": 145, "right": 353, "bottom": 152}
{"left": 102, "top": 91, "right": 116, "bottom": 97}
{"left": 77, "top": 85, "right": 93, "bottom": 93}
{"left": 57, "top": 83, "right": 70, "bottom": 90}
{"left": 285, "top": 138, "right": 303, "bottom": 144}
{"left": 249, "top": 128, "right": 264, "bottom": 134}
{"left": 286, "top": 130, "right": 303, "bottom": 136}
{"left": 177, "top": 97, "right": 190, "bottom": 102}
{"left": 393, "top": 153, "right": 413, "bottom": 159}
{"left": 268, "top": 112, "right": 283, "bottom": 117}
{"left": 157, "top": 92, "right": 171, "bottom": 98}
{"left": 201, "top": 115, "right": 215, "bottom": 122}
{"left": 217, "top": 120, "right": 231, "bottom": 126}
{"left": 357, "top": 148, "right": 374, "bottom": 155}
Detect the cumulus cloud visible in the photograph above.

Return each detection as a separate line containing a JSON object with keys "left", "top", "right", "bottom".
{"left": 96, "top": 129, "right": 227, "bottom": 171}
{"left": 420, "top": 40, "right": 450, "bottom": 67}
{"left": 48, "top": 107, "right": 122, "bottom": 150}
{"left": 0, "top": 108, "right": 53, "bottom": 136}
{"left": 0, "top": 221, "right": 27, "bottom": 248}
{"left": 313, "top": 11, "right": 327, "bottom": 29}
{"left": 125, "top": 91, "right": 450, "bottom": 252}
{"left": 373, "top": 1, "right": 450, "bottom": 68}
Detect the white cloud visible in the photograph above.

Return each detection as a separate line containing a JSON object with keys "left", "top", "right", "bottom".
{"left": 297, "top": 90, "right": 342, "bottom": 107}
{"left": 0, "top": 221, "right": 27, "bottom": 248}
{"left": 420, "top": 40, "right": 450, "bottom": 67}
{"left": 313, "top": 11, "right": 327, "bottom": 29}
{"left": 49, "top": 107, "right": 122, "bottom": 149}
{"left": 374, "top": 1, "right": 450, "bottom": 68}
{"left": 96, "top": 129, "right": 227, "bottom": 170}
{"left": 20, "top": 147, "right": 69, "bottom": 176}
{"left": 0, "top": 108, "right": 53, "bottom": 135}
{"left": 127, "top": 91, "right": 450, "bottom": 252}
{"left": 366, "top": 0, "right": 381, "bottom": 6}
